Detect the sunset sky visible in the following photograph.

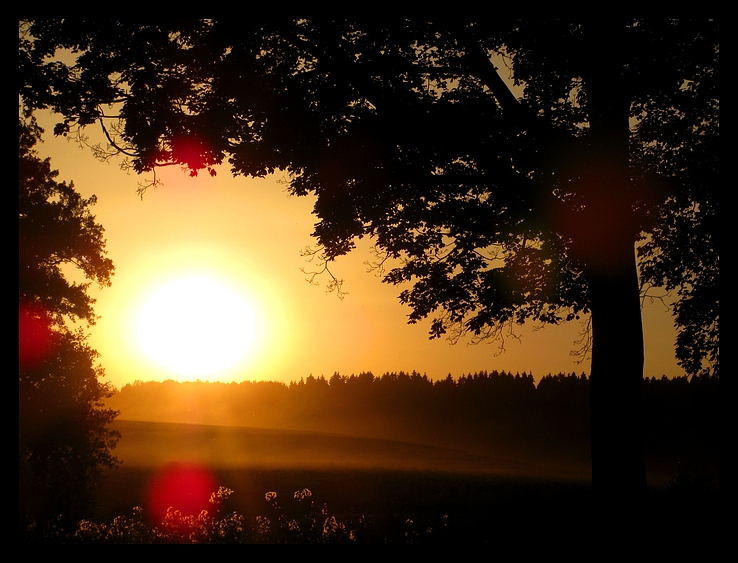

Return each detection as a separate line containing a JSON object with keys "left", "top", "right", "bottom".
{"left": 32, "top": 110, "right": 683, "bottom": 390}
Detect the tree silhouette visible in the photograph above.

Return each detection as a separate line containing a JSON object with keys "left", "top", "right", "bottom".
{"left": 18, "top": 117, "right": 119, "bottom": 530}
{"left": 19, "top": 20, "right": 718, "bottom": 511}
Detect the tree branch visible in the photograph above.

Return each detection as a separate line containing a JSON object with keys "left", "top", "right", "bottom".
{"left": 444, "top": 23, "right": 522, "bottom": 114}
{"left": 98, "top": 117, "right": 140, "bottom": 159}
{"left": 300, "top": 245, "right": 348, "bottom": 299}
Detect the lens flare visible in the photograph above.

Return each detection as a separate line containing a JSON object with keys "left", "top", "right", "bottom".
{"left": 144, "top": 462, "right": 217, "bottom": 526}
{"left": 18, "top": 303, "right": 56, "bottom": 369}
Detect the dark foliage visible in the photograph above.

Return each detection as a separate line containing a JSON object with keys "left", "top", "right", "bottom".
{"left": 19, "top": 117, "right": 119, "bottom": 529}
{"left": 18, "top": 18, "right": 718, "bottom": 372}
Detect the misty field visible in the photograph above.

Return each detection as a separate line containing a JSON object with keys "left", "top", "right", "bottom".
{"left": 90, "top": 419, "right": 594, "bottom": 544}
{"left": 96, "top": 418, "right": 580, "bottom": 514}
{"left": 27, "top": 374, "right": 718, "bottom": 544}
{"left": 79, "top": 417, "right": 719, "bottom": 546}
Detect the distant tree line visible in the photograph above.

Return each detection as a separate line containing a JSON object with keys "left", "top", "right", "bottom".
{"left": 107, "top": 371, "right": 718, "bottom": 469}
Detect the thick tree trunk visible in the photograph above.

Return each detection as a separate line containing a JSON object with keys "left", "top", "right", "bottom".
{"left": 588, "top": 253, "right": 648, "bottom": 508}
{"left": 577, "top": 21, "right": 649, "bottom": 510}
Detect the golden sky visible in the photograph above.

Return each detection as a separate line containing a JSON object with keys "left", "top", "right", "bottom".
{"left": 32, "top": 110, "right": 683, "bottom": 389}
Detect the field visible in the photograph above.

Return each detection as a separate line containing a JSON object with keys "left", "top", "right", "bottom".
{"left": 85, "top": 418, "right": 719, "bottom": 546}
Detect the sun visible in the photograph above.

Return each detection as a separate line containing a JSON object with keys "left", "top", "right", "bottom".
{"left": 136, "top": 276, "right": 257, "bottom": 378}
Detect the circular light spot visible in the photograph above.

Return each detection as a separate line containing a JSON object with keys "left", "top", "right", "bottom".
{"left": 137, "top": 276, "right": 256, "bottom": 377}
{"left": 144, "top": 462, "right": 217, "bottom": 526}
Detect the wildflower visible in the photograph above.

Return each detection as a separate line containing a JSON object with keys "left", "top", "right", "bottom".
{"left": 210, "top": 486, "right": 234, "bottom": 505}
{"left": 294, "top": 488, "right": 312, "bottom": 501}
{"left": 322, "top": 515, "right": 346, "bottom": 538}
{"left": 255, "top": 515, "right": 271, "bottom": 536}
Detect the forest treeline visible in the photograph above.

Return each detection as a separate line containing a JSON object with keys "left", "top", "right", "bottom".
{"left": 107, "top": 371, "right": 718, "bottom": 471}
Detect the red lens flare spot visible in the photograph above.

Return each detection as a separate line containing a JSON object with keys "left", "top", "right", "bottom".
{"left": 144, "top": 463, "right": 217, "bottom": 525}
{"left": 170, "top": 135, "right": 215, "bottom": 174}
{"left": 18, "top": 303, "right": 56, "bottom": 369}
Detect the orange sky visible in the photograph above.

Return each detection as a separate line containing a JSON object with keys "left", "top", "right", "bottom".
{"left": 32, "top": 110, "right": 683, "bottom": 390}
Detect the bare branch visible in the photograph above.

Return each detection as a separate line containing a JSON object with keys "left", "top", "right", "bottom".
{"left": 364, "top": 245, "right": 393, "bottom": 278}
{"left": 135, "top": 169, "right": 162, "bottom": 199}
{"left": 570, "top": 316, "right": 593, "bottom": 364}
{"left": 98, "top": 117, "right": 140, "bottom": 159}
{"left": 639, "top": 283, "right": 672, "bottom": 311}
{"left": 300, "top": 245, "right": 348, "bottom": 299}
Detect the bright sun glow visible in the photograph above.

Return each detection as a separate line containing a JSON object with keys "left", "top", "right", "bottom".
{"left": 137, "top": 276, "right": 257, "bottom": 377}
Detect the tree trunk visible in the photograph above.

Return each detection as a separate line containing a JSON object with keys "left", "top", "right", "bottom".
{"left": 588, "top": 254, "right": 648, "bottom": 508}
{"left": 578, "top": 20, "right": 649, "bottom": 510}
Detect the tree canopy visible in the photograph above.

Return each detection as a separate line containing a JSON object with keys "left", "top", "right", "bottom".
{"left": 19, "top": 19, "right": 719, "bottom": 506}
{"left": 19, "top": 19, "right": 718, "bottom": 375}
{"left": 19, "top": 116, "right": 119, "bottom": 529}
{"left": 19, "top": 117, "right": 114, "bottom": 327}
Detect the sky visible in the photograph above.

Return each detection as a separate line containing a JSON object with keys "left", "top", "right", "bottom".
{"left": 32, "top": 110, "right": 684, "bottom": 390}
